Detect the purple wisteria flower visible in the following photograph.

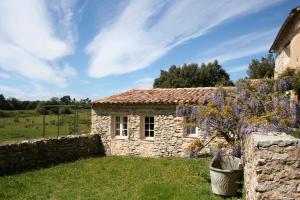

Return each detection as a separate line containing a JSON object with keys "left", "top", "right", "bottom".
{"left": 273, "top": 78, "right": 292, "bottom": 92}
{"left": 232, "top": 145, "right": 242, "bottom": 158}
{"left": 259, "top": 84, "right": 269, "bottom": 94}
{"left": 213, "top": 150, "right": 222, "bottom": 161}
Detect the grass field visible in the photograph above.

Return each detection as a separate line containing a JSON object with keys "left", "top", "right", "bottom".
{"left": 0, "top": 156, "right": 241, "bottom": 200}
{"left": 0, "top": 109, "right": 91, "bottom": 143}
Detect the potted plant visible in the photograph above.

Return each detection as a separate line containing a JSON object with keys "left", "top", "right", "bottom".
{"left": 177, "top": 77, "right": 299, "bottom": 196}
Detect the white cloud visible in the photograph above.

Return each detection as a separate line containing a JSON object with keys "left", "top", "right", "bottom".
{"left": 86, "top": 0, "right": 285, "bottom": 78}
{"left": 199, "top": 29, "right": 278, "bottom": 63}
{"left": 134, "top": 77, "right": 154, "bottom": 88}
{"left": 0, "top": 0, "right": 77, "bottom": 87}
{"left": 227, "top": 65, "right": 248, "bottom": 73}
{"left": 62, "top": 64, "right": 78, "bottom": 78}
{"left": 0, "top": 84, "right": 83, "bottom": 101}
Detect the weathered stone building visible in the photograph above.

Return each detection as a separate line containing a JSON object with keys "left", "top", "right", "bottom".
{"left": 91, "top": 88, "right": 221, "bottom": 157}
{"left": 270, "top": 6, "right": 300, "bottom": 77}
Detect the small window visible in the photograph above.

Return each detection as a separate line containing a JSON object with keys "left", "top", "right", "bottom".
{"left": 185, "top": 117, "right": 198, "bottom": 137}
{"left": 145, "top": 116, "right": 154, "bottom": 138}
{"left": 115, "top": 116, "right": 128, "bottom": 137}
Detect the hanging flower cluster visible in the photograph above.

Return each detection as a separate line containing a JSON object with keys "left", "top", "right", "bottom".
{"left": 176, "top": 78, "right": 299, "bottom": 158}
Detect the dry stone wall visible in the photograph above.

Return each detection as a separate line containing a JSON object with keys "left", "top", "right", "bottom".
{"left": 0, "top": 134, "right": 104, "bottom": 175}
{"left": 244, "top": 133, "right": 300, "bottom": 200}
{"left": 92, "top": 104, "right": 223, "bottom": 157}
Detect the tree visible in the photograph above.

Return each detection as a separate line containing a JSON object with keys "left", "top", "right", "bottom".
{"left": 153, "top": 61, "right": 233, "bottom": 88}
{"left": 247, "top": 54, "right": 275, "bottom": 79}
{"left": 0, "top": 94, "right": 6, "bottom": 110}
{"left": 60, "top": 95, "right": 71, "bottom": 105}
{"left": 198, "top": 61, "right": 233, "bottom": 87}
{"left": 177, "top": 78, "right": 299, "bottom": 158}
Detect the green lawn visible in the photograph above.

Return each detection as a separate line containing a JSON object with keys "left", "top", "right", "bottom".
{"left": 0, "top": 109, "right": 91, "bottom": 143}
{"left": 0, "top": 156, "right": 240, "bottom": 200}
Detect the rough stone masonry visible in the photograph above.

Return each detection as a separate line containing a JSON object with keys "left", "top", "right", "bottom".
{"left": 244, "top": 133, "right": 300, "bottom": 200}
{"left": 91, "top": 104, "right": 223, "bottom": 157}
{"left": 0, "top": 134, "right": 104, "bottom": 175}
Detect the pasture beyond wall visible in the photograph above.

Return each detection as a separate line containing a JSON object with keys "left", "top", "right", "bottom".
{"left": 0, "top": 134, "right": 104, "bottom": 175}
{"left": 244, "top": 133, "right": 300, "bottom": 200}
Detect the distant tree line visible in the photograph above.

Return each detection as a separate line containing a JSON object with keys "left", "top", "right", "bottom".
{"left": 0, "top": 95, "right": 91, "bottom": 114}
{"left": 153, "top": 54, "right": 275, "bottom": 88}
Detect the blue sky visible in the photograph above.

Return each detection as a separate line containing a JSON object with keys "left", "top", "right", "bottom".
{"left": 0, "top": 0, "right": 298, "bottom": 100}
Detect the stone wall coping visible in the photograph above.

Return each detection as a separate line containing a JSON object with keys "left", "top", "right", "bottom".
{"left": 0, "top": 133, "right": 93, "bottom": 146}
{"left": 251, "top": 132, "right": 300, "bottom": 148}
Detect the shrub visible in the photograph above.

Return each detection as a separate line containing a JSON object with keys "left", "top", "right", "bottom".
{"left": 13, "top": 117, "right": 20, "bottom": 123}
{"left": 60, "top": 107, "right": 73, "bottom": 114}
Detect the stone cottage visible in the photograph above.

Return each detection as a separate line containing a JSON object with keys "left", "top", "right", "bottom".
{"left": 270, "top": 6, "right": 300, "bottom": 77}
{"left": 91, "top": 87, "right": 221, "bottom": 157}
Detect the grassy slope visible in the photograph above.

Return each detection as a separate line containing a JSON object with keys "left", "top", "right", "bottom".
{"left": 0, "top": 156, "right": 239, "bottom": 200}
{"left": 0, "top": 109, "right": 91, "bottom": 142}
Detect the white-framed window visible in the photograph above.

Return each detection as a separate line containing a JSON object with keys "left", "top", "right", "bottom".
{"left": 115, "top": 116, "right": 128, "bottom": 137}
{"left": 185, "top": 117, "right": 198, "bottom": 137}
{"left": 144, "top": 116, "right": 154, "bottom": 138}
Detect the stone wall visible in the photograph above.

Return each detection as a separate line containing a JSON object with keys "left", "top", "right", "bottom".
{"left": 91, "top": 104, "right": 223, "bottom": 157}
{"left": 0, "top": 134, "right": 104, "bottom": 175}
{"left": 275, "top": 14, "right": 300, "bottom": 78}
{"left": 244, "top": 133, "right": 300, "bottom": 200}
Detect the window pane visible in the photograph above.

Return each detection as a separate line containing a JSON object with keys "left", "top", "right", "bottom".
{"left": 123, "top": 117, "right": 128, "bottom": 123}
{"left": 145, "top": 130, "right": 149, "bottom": 137}
{"left": 115, "top": 122, "right": 120, "bottom": 130}
{"left": 150, "top": 124, "right": 154, "bottom": 130}
{"left": 187, "top": 127, "right": 196, "bottom": 135}
{"left": 145, "top": 124, "right": 149, "bottom": 130}
{"left": 122, "top": 130, "right": 127, "bottom": 136}
{"left": 115, "top": 129, "right": 120, "bottom": 136}
{"left": 116, "top": 116, "right": 120, "bottom": 122}
{"left": 150, "top": 131, "right": 154, "bottom": 137}
{"left": 123, "top": 123, "right": 127, "bottom": 129}
{"left": 145, "top": 117, "right": 149, "bottom": 123}
{"left": 150, "top": 117, "right": 154, "bottom": 123}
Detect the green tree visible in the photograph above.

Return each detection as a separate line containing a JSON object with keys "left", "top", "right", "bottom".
{"left": 0, "top": 94, "right": 6, "bottom": 110}
{"left": 153, "top": 61, "right": 233, "bottom": 88}
{"left": 60, "top": 95, "right": 71, "bottom": 105}
{"left": 247, "top": 54, "right": 275, "bottom": 79}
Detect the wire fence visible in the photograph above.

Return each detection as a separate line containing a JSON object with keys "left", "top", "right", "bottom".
{"left": 0, "top": 105, "right": 91, "bottom": 143}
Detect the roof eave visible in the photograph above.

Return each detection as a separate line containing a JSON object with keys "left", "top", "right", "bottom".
{"left": 269, "top": 6, "right": 300, "bottom": 53}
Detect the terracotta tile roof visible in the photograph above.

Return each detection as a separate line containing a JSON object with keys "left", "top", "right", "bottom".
{"left": 92, "top": 87, "right": 217, "bottom": 105}
{"left": 270, "top": 6, "right": 300, "bottom": 52}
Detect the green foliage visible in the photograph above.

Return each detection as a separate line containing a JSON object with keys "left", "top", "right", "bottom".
{"left": 0, "top": 94, "right": 91, "bottom": 111}
{"left": 278, "top": 68, "right": 300, "bottom": 95}
{"left": 0, "top": 157, "right": 238, "bottom": 200}
{"left": 247, "top": 54, "right": 275, "bottom": 79}
{"left": 153, "top": 61, "right": 233, "bottom": 88}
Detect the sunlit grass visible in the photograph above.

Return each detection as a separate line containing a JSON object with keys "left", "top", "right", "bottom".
{"left": 0, "top": 156, "right": 239, "bottom": 200}
{"left": 0, "top": 109, "right": 91, "bottom": 142}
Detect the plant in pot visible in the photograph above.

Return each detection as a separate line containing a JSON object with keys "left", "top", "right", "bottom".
{"left": 176, "top": 78, "right": 299, "bottom": 196}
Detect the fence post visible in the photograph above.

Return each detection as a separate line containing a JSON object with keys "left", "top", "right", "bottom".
{"left": 43, "top": 115, "right": 45, "bottom": 137}
{"left": 76, "top": 107, "right": 79, "bottom": 134}
{"left": 57, "top": 111, "right": 60, "bottom": 137}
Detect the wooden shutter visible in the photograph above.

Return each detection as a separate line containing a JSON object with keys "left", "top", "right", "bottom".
{"left": 111, "top": 115, "right": 116, "bottom": 138}
{"left": 140, "top": 115, "right": 145, "bottom": 139}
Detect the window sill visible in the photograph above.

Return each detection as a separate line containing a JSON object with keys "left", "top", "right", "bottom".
{"left": 184, "top": 134, "right": 199, "bottom": 138}
{"left": 144, "top": 137, "right": 154, "bottom": 141}
{"left": 114, "top": 136, "right": 128, "bottom": 140}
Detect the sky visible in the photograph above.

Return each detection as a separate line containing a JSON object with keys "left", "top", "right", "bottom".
{"left": 0, "top": 0, "right": 299, "bottom": 101}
